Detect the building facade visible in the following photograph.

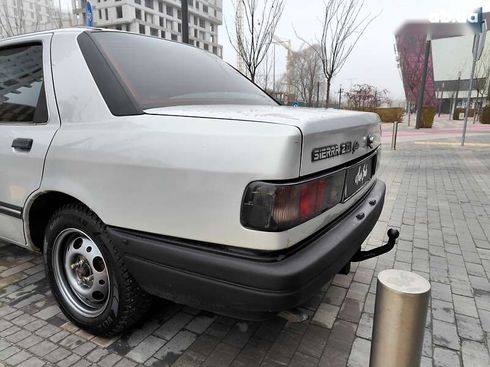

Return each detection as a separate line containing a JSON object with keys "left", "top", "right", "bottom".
{"left": 395, "top": 15, "right": 490, "bottom": 115}
{"left": 72, "top": 0, "right": 223, "bottom": 57}
{"left": 0, "top": 0, "right": 72, "bottom": 38}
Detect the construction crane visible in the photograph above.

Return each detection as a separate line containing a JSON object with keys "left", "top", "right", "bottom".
{"left": 272, "top": 35, "right": 296, "bottom": 101}
{"left": 234, "top": 0, "right": 246, "bottom": 75}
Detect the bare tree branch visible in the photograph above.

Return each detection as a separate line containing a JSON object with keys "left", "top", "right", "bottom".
{"left": 297, "top": 0, "right": 378, "bottom": 107}
{"left": 0, "top": 0, "right": 66, "bottom": 39}
{"left": 227, "top": 0, "right": 284, "bottom": 83}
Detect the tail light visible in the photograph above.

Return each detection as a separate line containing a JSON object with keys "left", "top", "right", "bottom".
{"left": 241, "top": 171, "right": 345, "bottom": 232}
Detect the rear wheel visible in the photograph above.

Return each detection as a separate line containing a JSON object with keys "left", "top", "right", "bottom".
{"left": 44, "top": 204, "right": 151, "bottom": 336}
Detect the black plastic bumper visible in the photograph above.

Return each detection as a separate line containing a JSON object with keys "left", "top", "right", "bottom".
{"left": 108, "top": 179, "right": 387, "bottom": 319}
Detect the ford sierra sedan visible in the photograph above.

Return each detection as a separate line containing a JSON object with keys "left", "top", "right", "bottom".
{"left": 0, "top": 28, "right": 397, "bottom": 335}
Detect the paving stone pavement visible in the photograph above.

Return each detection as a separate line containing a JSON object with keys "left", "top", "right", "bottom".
{"left": 0, "top": 135, "right": 490, "bottom": 367}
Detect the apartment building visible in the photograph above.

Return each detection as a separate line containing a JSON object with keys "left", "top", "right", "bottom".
{"left": 72, "top": 0, "right": 223, "bottom": 57}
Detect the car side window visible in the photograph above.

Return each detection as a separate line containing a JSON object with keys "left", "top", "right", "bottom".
{"left": 0, "top": 43, "right": 47, "bottom": 124}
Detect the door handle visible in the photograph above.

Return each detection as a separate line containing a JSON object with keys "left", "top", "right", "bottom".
{"left": 12, "top": 138, "right": 33, "bottom": 152}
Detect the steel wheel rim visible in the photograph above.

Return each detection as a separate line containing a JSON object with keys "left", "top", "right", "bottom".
{"left": 52, "top": 228, "right": 110, "bottom": 318}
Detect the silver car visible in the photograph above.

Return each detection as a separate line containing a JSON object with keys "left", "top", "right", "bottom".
{"left": 0, "top": 28, "right": 396, "bottom": 335}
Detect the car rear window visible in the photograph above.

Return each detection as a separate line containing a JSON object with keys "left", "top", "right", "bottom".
{"left": 87, "top": 32, "right": 277, "bottom": 110}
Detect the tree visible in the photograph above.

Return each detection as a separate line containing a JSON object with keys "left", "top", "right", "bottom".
{"left": 0, "top": 0, "right": 68, "bottom": 38}
{"left": 0, "top": 0, "right": 32, "bottom": 37}
{"left": 228, "top": 0, "right": 285, "bottom": 83}
{"left": 298, "top": 0, "right": 376, "bottom": 107}
{"left": 345, "top": 83, "right": 389, "bottom": 109}
{"left": 289, "top": 45, "right": 323, "bottom": 106}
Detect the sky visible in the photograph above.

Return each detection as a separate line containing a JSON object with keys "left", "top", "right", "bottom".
{"left": 218, "top": 0, "right": 489, "bottom": 101}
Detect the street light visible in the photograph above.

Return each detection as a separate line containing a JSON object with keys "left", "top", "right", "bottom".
{"left": 462, "top": 19, "right": 487, "bottom": 146}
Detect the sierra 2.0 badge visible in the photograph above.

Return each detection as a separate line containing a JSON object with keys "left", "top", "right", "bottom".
{"left": 312, "top": 141, "right": 359, "bottom": 162}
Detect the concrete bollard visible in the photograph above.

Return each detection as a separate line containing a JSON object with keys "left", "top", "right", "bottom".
{"left": 370, "top": 269, "right": 431, "bottom": 367}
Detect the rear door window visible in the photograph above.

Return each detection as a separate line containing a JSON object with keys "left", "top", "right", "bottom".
{"left": 0, "top": 44, "right": 47, "bottom": 123}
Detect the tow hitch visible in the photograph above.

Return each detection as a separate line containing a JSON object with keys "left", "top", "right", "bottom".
{"left": 351, "top": 228, "right": 400, "bottom": 262}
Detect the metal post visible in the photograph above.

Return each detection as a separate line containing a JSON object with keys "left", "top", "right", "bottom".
{"left": 438, "top": 82, "right": 445, "bottom": 117}
{"left": 462, "top": 58, "right": 477, "bottom": 146}
{"left": 316, "top": 81, "right": 320, "bottom": 108}
{"left": 415, "top": 37, "right": 431, "bottom": 129}
{"left": 407, "top": 101, "right": 411, "bottom": 126}
{"left": 181, "top": 0, "right": 189, "bottom": 44}
{"left": 370, "top": 270, "right": 430, "bottom": 367}
{"left": 394, "top": 122, "right": 399, "bottom": 150}
{"left": 451, "top": 74, "right": 461, "bottom": 120}
{"left": 391, "top": 123, "right": 395, "bottom": 150}
{"left": 391, "top": 122, "right": 399, "bottom": 150}
{"left": 338, "top": 85, "right": 343, "bottom": 109}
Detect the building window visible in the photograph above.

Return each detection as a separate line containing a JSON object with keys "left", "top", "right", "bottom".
{"left": 145, "top": 13, "right": 153, "bottom": 23}
{"left": 161, "top": 30, "right": 166, "bottom": 38}
{"left": 195, "top": 1, "right": 199, "bottom": 10}
{"left": 159, "top": 17, "right": 164, "bottom": 27}
{"left": 188, "top": 0, "right": 193, "bottom": 6}
{"left": 203, "top": 5, "right": 208, "bottom": 13}
{"left": 177, "top": 10, "right": 181, "bottom": 20}
{"left": 116, "top": 6, "right": 123, "bottom": 18}
{"left": 135, "top": 9, "right": 141, "bottom": 19}
{"left": 213, "top": 46, "right": 217, "bottom": 55}
{"left": 98, "top": 9, "right": 102, "bottom": 20}
{"left": 139, "top": 24, "right": 146, "bottom": 34}
{"left": 150, "top": 27, "right": 158, "bottom": 36}
{"left": 135, "top": 0, "right": 141, "bottom": 4}
{"left": 167, "top": 19, "right": 173, "bottom": 30}
{"left": 195, "top": 40, "right": 200, "bottom": 48}
{"left": 194, "top": 29, "right": 198, "bottom": 38}
{"left": 171, "top": 34, "right": 177, "bottom": 41}
{"left": 204, "top": 43, "right": 208, "bottom": 51}
{"left": 199, "top": 19, "right": 205, "bottom": 28}
{"left": 193, "top": 16, "right": 197, "bottom": 26}
{"left": 166, "top": 6, "right": 173, "bottom": 16}
{"left": 158, "top": 1, "right": 163, "bottom": 13}
{"left": 178, "top": 23, "right": 181, "bottom": 32}
{"left": 105, "top": 8, "right": 109, "bottom": 20}
{"left": 145, "top": 0, "right": 153, "bottom": 9}
{"left": 210, "top": 24, "right": 215, "bottom": 32}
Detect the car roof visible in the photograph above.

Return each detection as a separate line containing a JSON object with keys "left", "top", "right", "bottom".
{"left": 0, "top": 27, "right": 114, "bottom": 44}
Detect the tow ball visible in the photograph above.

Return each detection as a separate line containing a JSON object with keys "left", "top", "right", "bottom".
{"left": 352, "top": 228, "right": 400, "bottom": 262}
{"left": 338, "top": 229, "right": 400, "bottom": 275}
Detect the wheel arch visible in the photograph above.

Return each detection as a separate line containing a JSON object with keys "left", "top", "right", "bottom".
{"left": 25, "top": 191, "right": 94, "bottom": 251}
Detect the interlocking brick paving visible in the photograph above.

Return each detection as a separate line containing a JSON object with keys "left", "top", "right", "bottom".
{"left": 0, "top": 135, "right": 489, "bottom": 366}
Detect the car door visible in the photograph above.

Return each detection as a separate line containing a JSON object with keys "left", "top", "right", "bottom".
{"left": 0, "top": 34, "right": 60, "bottom": 245}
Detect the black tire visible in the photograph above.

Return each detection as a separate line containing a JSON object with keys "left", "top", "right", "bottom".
{"left": 43, "top": 203, "right": 151, "bottom": 336}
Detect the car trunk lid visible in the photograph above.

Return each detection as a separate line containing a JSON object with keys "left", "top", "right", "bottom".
{"left": 145, "top": 105, "right": 381, "bottom": 176}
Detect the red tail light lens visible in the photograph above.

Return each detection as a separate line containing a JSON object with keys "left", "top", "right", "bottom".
{"left": 241, "top": 171, "right": 345, "bottom": 231}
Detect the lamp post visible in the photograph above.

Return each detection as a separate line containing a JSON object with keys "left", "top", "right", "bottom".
{"left": 462, "top": 20, "right": 487, "bottom": 146}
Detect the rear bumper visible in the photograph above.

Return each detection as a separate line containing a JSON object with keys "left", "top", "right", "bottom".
{"left": 108, "top": 179, "right": 387, "bottom": 319}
